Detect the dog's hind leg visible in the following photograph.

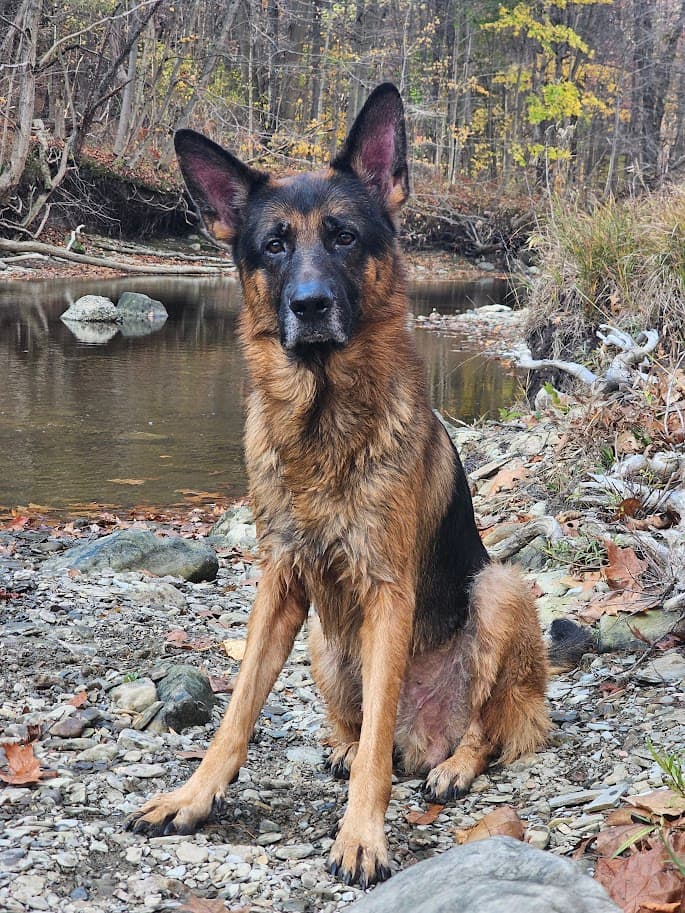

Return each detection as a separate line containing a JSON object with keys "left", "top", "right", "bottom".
{"left": 309, "top": 615, "right": 362, "bottom": 780}
{"left": 126, "top": 565, "right": 307, "bottom": 836}
{"left": 423, "top": 564, "right": 549, "bottom": 802}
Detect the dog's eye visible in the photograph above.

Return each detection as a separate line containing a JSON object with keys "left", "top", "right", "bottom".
{"left": 265, "top": 239, "right": 285, "bottom": 255}
{"left": 336, "top": 230, "right": 355, "bottom": 247}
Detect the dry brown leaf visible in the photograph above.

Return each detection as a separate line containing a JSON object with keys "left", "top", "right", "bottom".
{"left": 594, "top": 824, "right": 653, "bottom": 858}
{"left": 208, "top": 674, "right": 236, "bottom": 694}
{"left": 406, "top": 803, "right": 444, "bottom": 825}
{"left": 166, "top": 629, "right": 189, "bottom": 646}
{"left": 68, "top": 691, "right": 88, "bottom": 707}
{"left": 595, "top": 842, "right": 685, "bottom": 913}
{"left": 603, "top": 541, "right": 649, "bottom": 590}
{"left": 176, "top": 749, "right": 207, "bottom": 760}
{"left": 0, "top": 742, "right": 57, "bottom": 785}
{"left": 485, "top": 460, "right": 529, "bottom": 496}
{"left": 222, "top": 639, "right": 246, "bottom": 661}
{"left": 579, "top": 590, "right": 660, "bottom": 622}
{"left": 176, "top": 893, "right": 231, "bottom": 912}
{"left": 455, "top": 805, "right": 524, "bottom": 844}
{"left": 626, "top": 790, "right": 685, "bottom": 819}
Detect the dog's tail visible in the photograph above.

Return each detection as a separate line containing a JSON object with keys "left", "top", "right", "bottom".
{"left": 547, "top": 617, "right": 595, "bottom": 674}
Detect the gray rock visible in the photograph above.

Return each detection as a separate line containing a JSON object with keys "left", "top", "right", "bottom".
{"left": 116, "top": 291, "right": 168, "bottom": 322}
{"left": 598, "top": 611, "right": 681, "bottom": 652}
{"left": 110, "top": 678, "right": 158, "bottom": 713}
{"left": 636, "top": 650, "right": 685, "bottom": 684}
{"left": 154, "top": 664, "right": 217, "bottom": 731}
{"left": 209, "top": 505, "right": 257, "bottom": 551}
{"left": 49, "top": 714, "right": 89, "bottom": 738}
{"left": 42, "top": 529, "right": 218, "bottom": 582}
{"left": 61, "top": 295, "right": 121, "bottom": 323}
{"left": 347, "top": 838, "right": 620, "bottom": 913}
{"left": 274, "top": 843, "right": 315, "bottom": 861}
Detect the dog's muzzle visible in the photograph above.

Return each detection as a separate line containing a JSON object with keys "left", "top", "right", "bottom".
{"left": 280, "top": 280, "right": 349, "bottom": 351}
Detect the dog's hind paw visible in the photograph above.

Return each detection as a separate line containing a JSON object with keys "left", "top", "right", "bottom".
{"left": 325, "top": 741, "right": 358, "bottom": 781}
{"left": 422, "top": 762, "right": 472, "bottom": 803}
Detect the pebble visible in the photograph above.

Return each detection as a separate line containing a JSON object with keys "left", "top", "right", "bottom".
{"left": 274, "top": 843, "right": 316, "bottom": 861}
{"left": 175, "top": 842, "right": 209, "bottom": 865}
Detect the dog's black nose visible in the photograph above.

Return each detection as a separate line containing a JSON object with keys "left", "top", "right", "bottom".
{"left": 288, "top": 283, "right": 334, "bottom": 320}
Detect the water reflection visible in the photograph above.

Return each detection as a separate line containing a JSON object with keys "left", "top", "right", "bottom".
{"left": 0, "top": 276, "right": 519, "bottom": 511}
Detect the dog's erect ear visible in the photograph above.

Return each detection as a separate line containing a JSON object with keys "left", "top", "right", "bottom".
{"left": 174, "top": 130, "right": 265, "bottom": 242}
{"left": 332, "top": 83, "right": 409, "bottom": 213}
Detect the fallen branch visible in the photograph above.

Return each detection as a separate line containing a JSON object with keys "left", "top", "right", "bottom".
{"left": 488, "top": 516, "right": 564, "bottom": 561}
{"left": 0, "top": 239, "right": 223, "bottom": 275}
{"left": 516, "top": 325, "right": 660, "bottom": 391}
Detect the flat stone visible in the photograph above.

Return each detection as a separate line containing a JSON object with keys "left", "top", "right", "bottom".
{"left": 114, "top": 763, "right": 166, "bottom": 778}
{"left": 274, "top": 843, "right": 315, "bottom": 861}
{"left": 110, "top": 678, "right": 158, "bottom": 714}
{"left": 42, "top": 528, "right": 218, "bottom": 582}
{"left": 75, "top": 743, "right": 118, "bottom": 762}
{"left": 549, "top": 789, "right": 602, "bottom": 810}
{"left": 598, "top": 611, "right": 679, "bottom": 652}
{"left": 285, "top": 746, "right": 324, "bottom": 766}
{"left": 585, "top": 783, "right": 630, "bottom": 813}
{"left": 346, "top": 837, "right": 620, "bottom": 912}
{"left": 636, "top": 651, "right": 685, "bottom": 684}
{"left": 49, "top": 714, "right": 89, "bottom": 738}
{"left": 175, "top": 842, "right": 209, "bottom": 864}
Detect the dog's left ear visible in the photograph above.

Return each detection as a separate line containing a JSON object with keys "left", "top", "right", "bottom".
{"left": 332, "top": 82, "right": 409, "bottom": 213}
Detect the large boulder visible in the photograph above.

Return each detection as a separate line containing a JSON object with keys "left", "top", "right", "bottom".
{"left": 42, "top": 529, "right": 218, "bottom": 582}
{"left": 347, "top": 838, "right": 620, "bottom": 913}
{"left": 61, "top": 295, "right": 121, "bottom": 323}
{"left": 116, "top": 291, "right": 168, "bottom": 322}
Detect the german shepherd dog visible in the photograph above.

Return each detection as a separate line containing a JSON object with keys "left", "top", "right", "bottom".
{"left": 127, "top": 84, "right": 549, "bottom": 887}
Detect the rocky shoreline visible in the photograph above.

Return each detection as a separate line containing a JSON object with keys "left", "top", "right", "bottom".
{"left": 1, "top": 307, "right": 684, "bottom": 913}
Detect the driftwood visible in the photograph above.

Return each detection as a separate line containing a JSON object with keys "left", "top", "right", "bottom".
{"left": 488, "top": 516, "right": 564, "bottom": 561}
{"left": 517, "top": 324, "right": 660, "bottom": 391}
{"left": 0, "top": 238, "right": 223, "bottom": 275}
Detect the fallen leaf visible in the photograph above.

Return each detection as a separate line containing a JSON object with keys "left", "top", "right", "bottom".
{"left": 579, "top": 590, "right": 659, "bottom": 622}
{"left": 626, "top": 790, "right": 685, "bottom": 818}
{"left": 166, "top": 629, "right": 189, "bottom": 647}
{"left": 594, "top": 824, "right": 654, "bottom": 858}
{"left": 0, "top": 588, "right": 21, "bottom": 600}
{"left": 0, "top": 742, "right": 57, "bottom": 785}
{"left": 176, "top": 749, "right": 207, "bottom": 760}
{"left": 176, "top": 893, "right": 229, "bottom": 913}
{"left": 595, "top": 841, "right": 685, "bottom": 913}
{"left": 222, "top": 639, "right": 247, "bottom": 661}
{"left": 68, "top": 691, "right": 88, "bottom": 707}
{"left": 455, "top": 805, "right": 524, "bottom": 844}
{"left": 486, "top": 460, "right": 529, "bottom": 496}
{"left": 603, "top": 541, "right": 649, "bottom": 590}
{"left": 616, "top": 497, "right": 643, "bottom": 519}
{"left": 406, "top": 803, "right": 444, "bottom": 825}
{"left": 209, "top": 674, "right": 236, "bottom": 693}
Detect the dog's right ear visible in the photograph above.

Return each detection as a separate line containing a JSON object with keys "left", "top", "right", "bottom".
{"left": 174, "top": 130, "right": 265, "bottom": 242}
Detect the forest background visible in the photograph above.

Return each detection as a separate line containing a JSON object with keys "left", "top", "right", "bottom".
{"left": 1, "top": 0, "right": 685, "bottom": 248}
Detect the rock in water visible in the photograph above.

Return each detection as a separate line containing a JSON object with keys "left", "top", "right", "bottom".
{"left": 42, "top": 529, "right": 218, "bottom": 582}
{"left": 155, "top": 664, "right": 216, "bottom": 731}
{"left": 61, "top": 295, "right": 121, "bottom": 323}
{"left": 346, "top": 838, "right": 620, "bottom": 913}
{"left": 116, "top": 291, "right": 168, "bottom": 322}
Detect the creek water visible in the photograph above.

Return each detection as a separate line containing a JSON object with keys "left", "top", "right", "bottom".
{"left": 0, "top": 275, "right": 519, "bottom": 512}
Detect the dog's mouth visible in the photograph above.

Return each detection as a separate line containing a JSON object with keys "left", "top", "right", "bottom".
{"left": 287, "top": 339, "right": 345, "bottom": 361}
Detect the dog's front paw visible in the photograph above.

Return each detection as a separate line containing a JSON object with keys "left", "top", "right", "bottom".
{"left": 422, "top": 757, "right": 473, "bottom": 803}
{"left": 125, "top": 786, "right": 221, "bottom": 837}
{"left": 326, "top": 741, "right": 359, "bottom": 780}
{"left": 326, "top": 819, "right": 391, "bottom": 888}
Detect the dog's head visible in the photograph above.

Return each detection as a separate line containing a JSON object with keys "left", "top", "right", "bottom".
{"left": 174, "top": 84, "right": 409, "bottom": 356}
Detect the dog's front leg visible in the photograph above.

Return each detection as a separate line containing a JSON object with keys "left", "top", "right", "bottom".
{"left": 126, "top": 566, "right": 307, "bottom": 837}
{"left": 327, "top": 580, "right": 413, "bottom": 888}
